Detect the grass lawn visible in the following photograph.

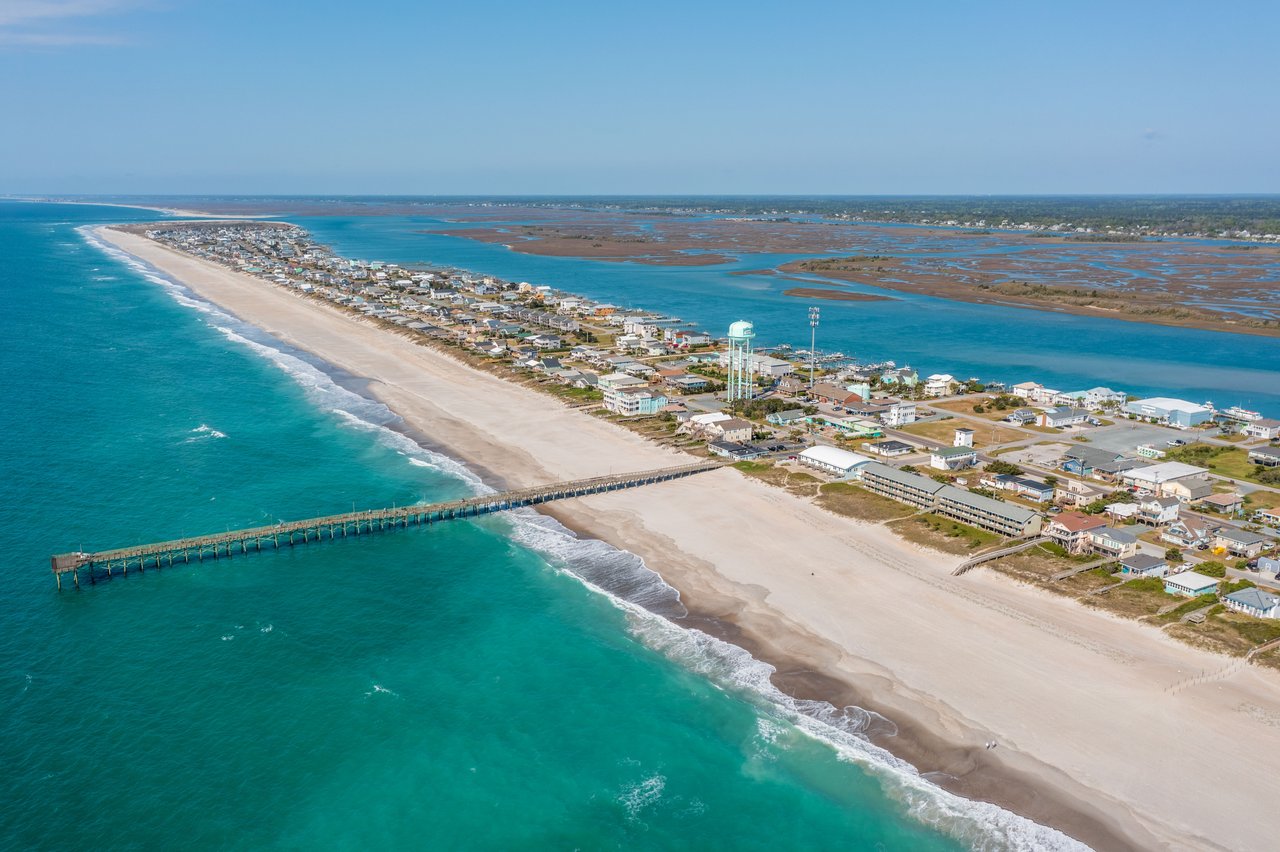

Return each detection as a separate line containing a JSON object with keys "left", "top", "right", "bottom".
{"left": 928, "top": 398, "right": 1017, "bottom": 422}
{"left": 1243, "top": 489, "right": 1280, "bottom": 512}
{"left": 887, "top": 513, "right": 1001, "bottom": 554}
{"left": 1166, "top": 606, "right": 1280, "bottom": 657}
{"left": 1166, "top": 444, "right": 1267, "bottom": 483}
{"left": 1253, "top": 645, "right": 1280, "bottom": 672}
{"left": 1083, "top": 576, "right": 1177, "bottom": 619}
{"left": 815, "top": 482, "right": 915, "bottom": 522}
{"left": 546, "top": 384, "right": 604, "bottom": 403}
{"left": 1058, "top": 567, "right": 1121, "bottom": 595}
{"left": 734, "top": 461, "right": 824, "bottom": 497}
{"left": 901, "top": 416, "right": 1028, "bottom": 447}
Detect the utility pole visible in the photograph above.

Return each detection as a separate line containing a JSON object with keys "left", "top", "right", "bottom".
{"left": 808, "top": 306, "right": 820, "bottom": 389}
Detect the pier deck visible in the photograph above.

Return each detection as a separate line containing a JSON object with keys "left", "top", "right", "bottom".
{"left": 51, "top": 460, "right": 723, "bottom": 589}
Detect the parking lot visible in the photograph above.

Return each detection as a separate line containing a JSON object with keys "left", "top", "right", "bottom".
{"left": 1083, "top": 421, "right": 1190, "bottom": 455}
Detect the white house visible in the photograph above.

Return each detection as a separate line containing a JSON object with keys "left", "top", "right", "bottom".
{"left": 705, "top": 418, "right": 753, "bottom": 443}
{"left": 923, "top": 374, "right": 956, "bottom": 397}
{"left": 1243, "top": 418, "right": 1280, "bottom": 440}
{"left": 797, "top": 446, "right": 874, "bottom": 479}
{"left": 1062, "top": 387, "right": 1127, "bottom": 408}
{"left": 879, "top": 399, "right": 916, "bottom": 427}
{"left": 930, "top": 446, "right": 977, "bottom": 471}
{"left": 1036, "top": 406, "right": 1090, "bottom": 429}
{"left": 1137, "top": 495, "right": 1181, "bottom": 525}
{"left": 1121, "top": 462, "right": 1212, "bottom": 498}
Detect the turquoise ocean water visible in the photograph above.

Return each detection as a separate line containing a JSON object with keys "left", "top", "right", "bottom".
{"left": 0, "top": 203, "right": 1091, "bottom": 849}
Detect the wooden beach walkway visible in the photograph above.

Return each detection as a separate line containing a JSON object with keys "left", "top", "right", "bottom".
{"left": 50, "top": 460, "right": 723, "bottom": 589}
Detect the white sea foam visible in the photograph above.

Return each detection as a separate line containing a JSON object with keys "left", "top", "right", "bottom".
{"left": 618, "top": 773, "right": 666, "bottom": 821}
{"left": 83, "top": 224, "right": 1089, "bottom": 851}
{"left": 187, "top": 424, "right": 228, "bottom": 441}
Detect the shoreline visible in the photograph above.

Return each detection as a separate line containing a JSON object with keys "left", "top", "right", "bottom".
{"left": 94, "top": 225, "right": 1280, "bottom": 851}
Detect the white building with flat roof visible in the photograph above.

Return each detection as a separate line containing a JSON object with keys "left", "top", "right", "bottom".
{"left": 797, "top": 446, "right": 874, "bottom": 479}
{"left": 1121, "top": 462, "right": 1211, "bottom": 495}
{"left": 1124, "top": 397, "right": 1213, "bottom": 428}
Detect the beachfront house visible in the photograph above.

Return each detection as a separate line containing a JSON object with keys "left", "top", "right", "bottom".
{"left": 797, "top": 446, "right": 874, "bottom": 479}
{"left": 1045, "top": 511, "right": 1109, "bottom": 554}
{"left": 705, "top": 418, "right": 753, "bottom": 444}
{"left": 1213, "top": 528, "right": 1269, "bottom": 559}
{"left": 1223, "top": 588, "right": 1280, "bottom": 619}
{"left": 604, "top": 386, "right": 668, "bottom": 417}
{"left": 930, "top": 446, "right": 978, "bottom": 471}
{"left": 708, "top": 441, "right": 767, "bottom": 461}
{"left": 1163, "top": 571, "right": 1221, "bottom": 598}
{"left": 1089, "top": 527, "right": 1139, "bottom": 559}
{"left": 1119, "top": 554, "right": 1169, "bottom": 577}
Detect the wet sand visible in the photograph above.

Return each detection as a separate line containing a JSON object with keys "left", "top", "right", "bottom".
{"left": 97, "top": 225, "right": 1280, "bottom": 851}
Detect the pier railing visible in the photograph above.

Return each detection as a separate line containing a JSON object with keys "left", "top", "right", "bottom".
{"left": 50, "top": 460, "right": 723, "bottom": 589}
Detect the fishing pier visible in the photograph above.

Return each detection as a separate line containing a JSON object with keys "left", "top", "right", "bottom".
{"left": 51, "top": 460, "right": 723, "bottom": 589}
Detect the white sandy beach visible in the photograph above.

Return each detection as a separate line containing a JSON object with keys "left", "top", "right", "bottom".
{"left": 99, "top": 226, "right": 1280, "bottom": 851}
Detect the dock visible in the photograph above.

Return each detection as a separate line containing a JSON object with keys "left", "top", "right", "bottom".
{"left": 50, "top": 460, "right": 723, "bottom": 589}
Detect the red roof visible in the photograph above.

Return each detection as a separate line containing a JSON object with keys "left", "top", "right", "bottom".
{"left": 1050, "top": 511, "right": 1109, "bottom": 533}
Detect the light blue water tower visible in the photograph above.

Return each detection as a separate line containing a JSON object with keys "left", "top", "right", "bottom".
{"left": 726, "top": 320, "right": 755, "bottom": 402}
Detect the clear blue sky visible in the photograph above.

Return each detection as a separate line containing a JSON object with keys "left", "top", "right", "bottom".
{"left": 2, "top": 0, "right": 1277, "bottom": 195}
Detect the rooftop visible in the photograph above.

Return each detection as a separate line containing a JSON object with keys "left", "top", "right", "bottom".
{"left": 799, "top": 445, "right": 873, "bottom": 471}
{"left": 1125, "top": 461, "right": 1210, "bottom": 483}
{"left": 1224, "top": 588, "right": 1280, "bottom": 610}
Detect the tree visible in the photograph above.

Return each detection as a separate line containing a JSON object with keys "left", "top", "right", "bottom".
{"left": 985, "top": 460, "right": 1023, "bottom": 476}
{"left": 1043, "top": 475, "right": 1060, "bottom": 488}
{"left": 1195, "top": 561, "right": 1227, "bottom": 578}
{"left": 1165, "top": 547, "right": 1184, "bottom": 563}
